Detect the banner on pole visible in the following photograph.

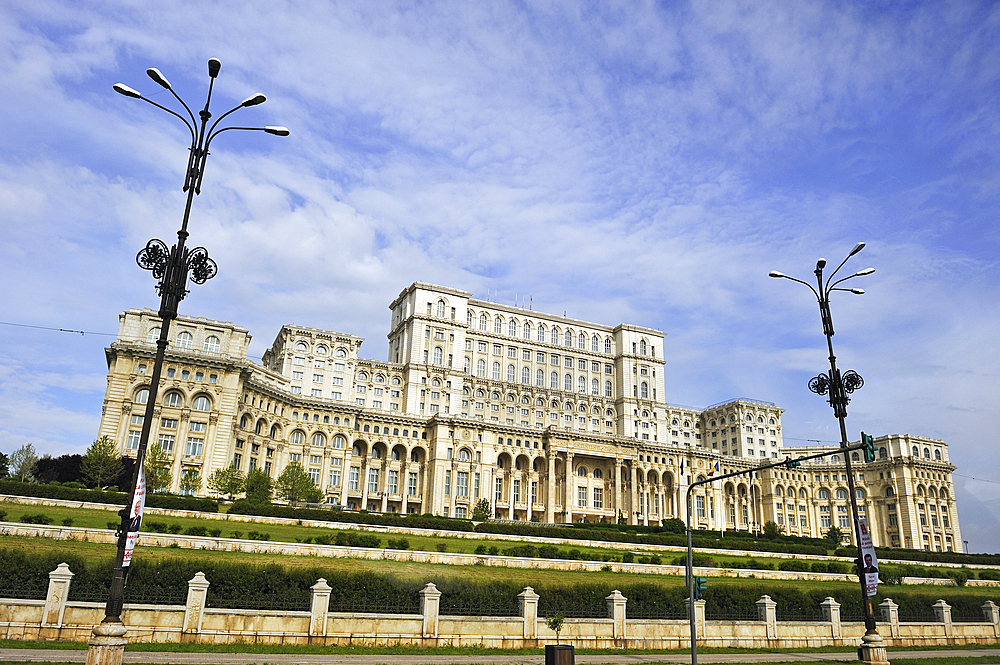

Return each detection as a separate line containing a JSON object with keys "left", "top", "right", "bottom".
{"left": 858, "top": 518, "right": 879, "bottom": 596}
{"left": 123, "top": 465, "right": 146, "bottom": 568}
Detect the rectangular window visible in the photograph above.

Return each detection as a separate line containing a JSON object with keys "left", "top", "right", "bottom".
{"left": 577, "top": 485, "right": 587, "bottom": 507}
{"left": 444, "top": 470, "right": 451, "bottom": 495}
{"left": 185, "top": 437, "right": 204, "bottom": 456}
{"left": 232, "top": 452, "right": 242, "bottom": 468}
{"left": 838, "top": 515, "right": 850, "bottom": 528}
{"left": 312, "top": 389, "right": 323, "bottom": 397}
{"left": 368, "top": 468, "right": 379, "bottom": 493}
{"left": 291, "top": 386, "right": 302, "bottom": 394}
{"left": 513, "top": 479, "right": 521, "bottom": 503}
{"left": 388, "top": 469, "right": 399, "bottom": 494}
{"left": 329, "top": 469, "right": 342, "bottom": 486}
{"left": 821, "top": 515, "right": 831, "bottom": 528}
{"left": 289, "top": 453, "right": 302, "bottom": 462}
{"left": 474, "top": 473, "right": 480, "bottom": 498}
{"left": 457, "top": 471, "right": 469, "bottom": 497}
{"left": 531, "top": 481, "right": 538, "bottom": 504}
{"left": 400, "top": 471, "right": 415, "bottom": 496}
{"left": 348, "top": 467, "right": 360, "bottom": 491}
{"left": 130, "top": 414, "right": 144, "bottom": 426}
{"left": 493, "top": 344, "right": 502, "bottom": 355}
{"left": 313, "top": 374, "right": 324, "bottom": 382}
{"left": 800, "top": 515, "right": 808, "bottom": 527}
{"left": 308, "top": 468, "right": 320, "bottom": 484}
{"left": 125, "top": 432, "right": 141, "bottom": 452}
{"left": 156, "top": 433, "right": 174, "bottom": 453}
{"left": 160, "top": 418, "right": 177, "bottom": 429}
{"left": 593, "top": 487, "right": 603, "bottom": 509}
{"left": 696, "top": 495, "right": 705, "bottom": 518}
{"left": 495, "top": 477, "right": 503, "bottom": 502}
{"left": 189, "top": 421, "right": 206, "bottom": 433}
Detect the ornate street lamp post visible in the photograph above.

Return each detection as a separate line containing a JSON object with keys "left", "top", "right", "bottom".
{"left": 770, "top": 243, "right": 887, "bottom": 665}
{"left": 87, "top": 59, "right": 287, "bottom": 665}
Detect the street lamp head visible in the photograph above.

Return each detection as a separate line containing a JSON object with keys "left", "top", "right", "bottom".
{"left": 849, "top": 241, "right": 866, "bottom": 256}
{"left": 113, "top": 83, "right": 142, "bottom": 99}
{"left": 850, "top": 288, "right": 865, "bottom": 295}
{"left": 242, "top": 93, "right": 267, "bottom": 107}
{"left": 816, "top": 258, "right": 827, "bottom": 270}
{"left": 146, "top": 68, "right": 171, "bottom": 90}
{"left": 264, "top": 126, "right": 290, "bottom": 136}
{"left": 768, "top": 271, "right": 785, "bottom": 278}
{"left": 208, "top": 58, "right": 221, "bottom": 79}
{"left": 855, "top": 267, "right": 875, "bottom": 276}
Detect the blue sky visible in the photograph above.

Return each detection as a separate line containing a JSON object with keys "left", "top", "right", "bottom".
{"left": 1, "top": 1, "right": 998, "bottom": 551}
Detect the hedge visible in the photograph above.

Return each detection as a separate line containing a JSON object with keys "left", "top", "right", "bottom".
{"left": 227, "top": 500, "right": 474, "bottom": 532}
{"left": 835, "top": 545, "right": 1000, "bottom": 567}
{"left": 0, "top": 480, "right": 218, "bottom": 513}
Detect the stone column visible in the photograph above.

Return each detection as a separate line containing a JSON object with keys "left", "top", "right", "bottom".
{"left": 508, "top": 472, "right": 515, "bottom": 520}
{"left": 614, "top": 459, "right": 623, "bottom": 523}
{"left": 819, "top": 596, "right": 841, "bottom": 640}
{"left": 629, "top": 463, "right": 638, "bottom": 525}
{"left": 86, "top": 622, "right": 128, "bottom": 665}
{"left": 420, "top": 582, "right": 441, "bottom": 639}
{"left": 933, "top": 599, "right": 953, "bottom": 637}
{"left": 684, "top": 598, "right": 706, "bottom": 637}
{"left": 309, "top": 578, "right": 332, "bottom": 638}
{"left": 42, "top": 563, "right": 74, "bottom": 628}
{"left": 518, "top": 586, "right": 540, "bottom": 640}
{"left": 756, "top": 595, "right": 777, "bottom": 640}
{"left": 982, "top": 600, "right": 999, "bottom": 638}
{"left": 182, "top": 572, "right": 210, "bottom": 634}
{"left": 564, "top": 452, "right": 575, "bottom": 523}
{"left": 879, "top": 598, "right": 899, "bottom": 638}
{"left": 546, "top": 455, "right": 556, "bottom": 523}
{"left": 606, "top": 589, "right": 627, "bottom": 643}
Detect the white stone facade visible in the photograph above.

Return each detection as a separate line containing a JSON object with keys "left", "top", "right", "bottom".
{"left": 98, "top": 282, "right": 962, "bottom": 552}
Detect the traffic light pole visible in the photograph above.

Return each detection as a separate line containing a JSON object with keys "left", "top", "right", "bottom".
{"left": 683, "top": 443, "right": 871, "bottom": 665}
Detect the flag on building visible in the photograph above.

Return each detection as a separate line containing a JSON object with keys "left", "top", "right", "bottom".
{"left": 708, "top": 462, "right": 719, "bottom": 477}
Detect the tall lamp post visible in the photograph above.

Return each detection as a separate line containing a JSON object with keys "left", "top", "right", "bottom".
{"left": 769, "top": 243, "right": 887, "bottom": 665}
{"left": 87, "top": 59, "right": 287, "bottom": 665}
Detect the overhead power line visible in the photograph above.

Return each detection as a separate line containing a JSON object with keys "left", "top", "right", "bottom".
{"left": 0, "top": 320, "right": 116, "bottom": 337}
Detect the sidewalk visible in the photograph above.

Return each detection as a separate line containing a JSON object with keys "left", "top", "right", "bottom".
{"left": 2, "top": 648, "right": 1000, "bottom": 664}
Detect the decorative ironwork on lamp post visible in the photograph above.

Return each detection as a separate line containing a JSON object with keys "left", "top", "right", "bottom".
{"left": 769, "top": 243, "right": 881, "bottom": 638}
{"left": 102, "top": 59, "right": 287, "bottom": 627}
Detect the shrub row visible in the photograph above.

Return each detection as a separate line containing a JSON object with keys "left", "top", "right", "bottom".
{"left": 0, "top": 479, "right": 218, "bottom": 513}
{"left": 227, "top": 500, "right": 474, "bottom": 532}
{"left": 835, "top": 545, "right": 1000, "bottom": 567}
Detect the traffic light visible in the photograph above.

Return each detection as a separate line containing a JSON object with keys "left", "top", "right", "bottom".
{"left": 693, "top": 576, "right": 708, "bottom": 600}
{"left": 784, "top": 456, "right": 801, "bottom": 470}
{"left": 861, "top": 432, "right": 876, "bottom": 463}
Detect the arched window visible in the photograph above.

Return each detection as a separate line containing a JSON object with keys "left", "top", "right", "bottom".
{"left": 565, "top": 330, "right": 573, "bottom": 346}
{"left": 550, "top": 372, "right": 558, "bottom": 389}
{"left": 135, "top": 388, "right": 149, "bottom": 404}
{"left": 146, "top": 327, "right": 160, "bottom": 343}
{"left": 564, "top": 374, "right": 572, "bottom": 391}
{"left": 885, "top": 486, "right": 895, "bottom": 497}
{"left": 358, "top": 371, "right": 369, "bottom": 381}
{"left": 336, "top": 348, "right": 347, "bottom": 357}
{"left": 912, "top": 446, "right": 919, "bottom": 456}
{"left": 640, "top": 382, "right": 648, "bottom": 399}
{"left": 458, "top": 448, "right": 471, "bottom": 462}
{"left": 578, "top": 376, "right": 586, "bottom": 393}
{"left": 315, "top": 345, "right": 327, "bottom": 356}
{"left": 640, "top": 339, "right": 647, "bottom": 355}
{"left": 371, "top": 447, "right": 381, "bottom": 459}
{"left": 578, "top": 404, "right": 586, "bottom": 413}
{"left": 605, "top": 338, "right": 612, "bottom": 354}
{"left": 551, "top": 327, "right": 560, "bottom": 345}
{"left": 464, "top": 357, "right": 471, "bottom": 373}
{"left": 467, "top": 310, "right": 473, "bottom": 326}
{"left": 508, "top": 319, "right": 517, "bottom": 336}
{"left": 479, "top": 313, "right": 488, "bottom": 331}
{"left": 203, "top": 335, "right": 221, "bottom": 353}
{"left": 537, "top": 325, "right": 546, "bottom": 342}
{"left": 536, "top": 369, "right": 544, "bottom": 386}
{"left": 923, "top": 448, "right": 931, "bottom": 459}
{"left": 879, "top": 447, "right": 887, "bottom": 459}
{"left": 592, "top": 378, "right": 599, "bottom": 395}
{"left": 332, "top": 435, "right": 346, "bottom": 449}
{"left": 312, "top": 432, "right": 326, "bottom": 447}
{"left": 296, "top": 342, "right": 308, "bottom": 351}
{"left": 492, "top": 362, "right": 501, "bottom": 380}
{"left": 940, "top": 488, "right": 949, "bottom": 499}
{"left": 799, "top": 488, "right": 807, "bottom": 499}
{"left": 255, "top": 420, "right": 265, "bottom": 434}
{"left": 494, "top": 317, "right": 503, "bottom": 334}
{"left": 851, "top": 452, "right": 860, "bottom": 461}
{"left": 375, "top": 374, "right": 385, "bottom": 383}
{"left": 411, "top": 449, "right": 421, "bottom": 462}
{"left": 605, "top": 380, "right": 612, "bottom": 397}
{"left": 934, "top": 449, "right": 942, "bottom": 460}
{"left": 391, "top": 377, "right": 401, "bottom": 385}
{"left": 523, "top": 322, "right": 531, "bottom": 339}
{"left": 591, "top": 335, "right": 599, "bottom": 352}
{"left": 240, "top": 415, "right": 249, "bottom": 430}
{"left": 433, "top": 347, "right": 443, "bottom": 365}
{"left": 436, "top": 300, "right": 445, "bottom": 318}
{"left": 855, "top": 488, "right": 865, "bottom": 499}
{"left": 477, "top": 359, "right": 486, "bottom": 377}
{"left": 775, "top": 486, "right": 783, "bottom": 497}
{"left": 192, "top": 395, "right": 210, "bottom": 411}
{"left": 290, "top": 431, "right": 305, "bottom": 445}
{"left": 836, "top": 488, "right": 848, "bottom": 499}
{"left": 577, "top": 466, "right": 587, "bottom": 477}
{"left": 507, "top": 364, "right": 515, "bottom": 382}
{"left": 352, "top": 443, "right": 362, "bottom": 456}
{"left": 164, "top": 391, "right": 183, "bottom": 408}
{"left": 521, "top": 366, "right": 530, "bottom": 384}
{"left": 176, "top": 331, "right": 193, "bottom": 349}
{"left": 594, "top": 468, "right": 603, "bottom": 479}
{"left": 506, "top": 393, "right": 516, "bottom": 402}
{"left": 578, "top": 332, "right": 586, "bottom": 349}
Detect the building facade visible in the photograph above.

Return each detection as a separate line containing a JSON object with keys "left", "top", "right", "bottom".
{"left": 98, "top": 282, "right": 962, "bottom": 552}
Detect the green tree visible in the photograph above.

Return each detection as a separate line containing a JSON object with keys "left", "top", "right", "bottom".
{"left": 9, "top": 444, "right": 38, "bottom": 482}
{"left": 825, "top": 525, "right": 845, "bottom": 545}
{"left": 80, "top": 436, "right": 123, "bottom": 489}
{"left": 0, "top": 451, "right": 8, "bottom": 478}
{"left": 144, "top": 443, "right": 172, "bottom": 493}
{"left": 545, "top": 613, "right": 565, "bottom": 644}
{"left": 275, "top": 461, "right": 323, "bottom": 504}
{"left": 244, "top": 468, "right": 274, "bottom": 504}
{"left": 207, "top": 466, "right": 245, "bottom": 500}
{"left": 179, "top": 469, "right": 202, "bottom": 496}
{"left": 472, "top": 498, "right": 491, "bottom": 521}
{"left": 763, "top": 520, "right": 785, "bottom": 540}
{"left": 662, "top": 517, "right": 686, "bottom": 533}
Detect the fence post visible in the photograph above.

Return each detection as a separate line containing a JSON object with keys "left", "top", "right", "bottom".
{"left": 420, "top": 582, "right": 441, "bottom": 639}
{"left": 982, "top": 600, "right": 999, "bottom": 638}
{"left": 517, "top": 586, "right": 540, "bottom": 640}
{"left": 683, "top": 598, "right": 706, "bottom": 638}
{"left": 819, "top": 596, "right": 841, "bottom": 640}
{"left": 756, "top": 595, "right": 777, "bottom": 640}
{"left": 182, "top": 572, "right": 210, "bottom": 634}
{"left": 605, "top": 589, "right": 627, "bottom": 643}
{"left": 879, "top": 598, "right": 899, "bottom": 638}
{"left": 309, "top": 578, "right": 332, "bottom": 638}
{"left": 932, "top": 599, "right": 953, "bottom": 637}
{"left": 42, "top": 563, "right": 74, "bottom": 628}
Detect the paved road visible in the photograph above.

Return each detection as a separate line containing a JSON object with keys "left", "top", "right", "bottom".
{"left": 3, "top": 648, "right": 1000, "bottom": 664}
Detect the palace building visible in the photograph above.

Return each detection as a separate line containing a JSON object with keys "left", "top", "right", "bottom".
{"left": 98, "top": 282, "right": 963, "bottom": 552}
